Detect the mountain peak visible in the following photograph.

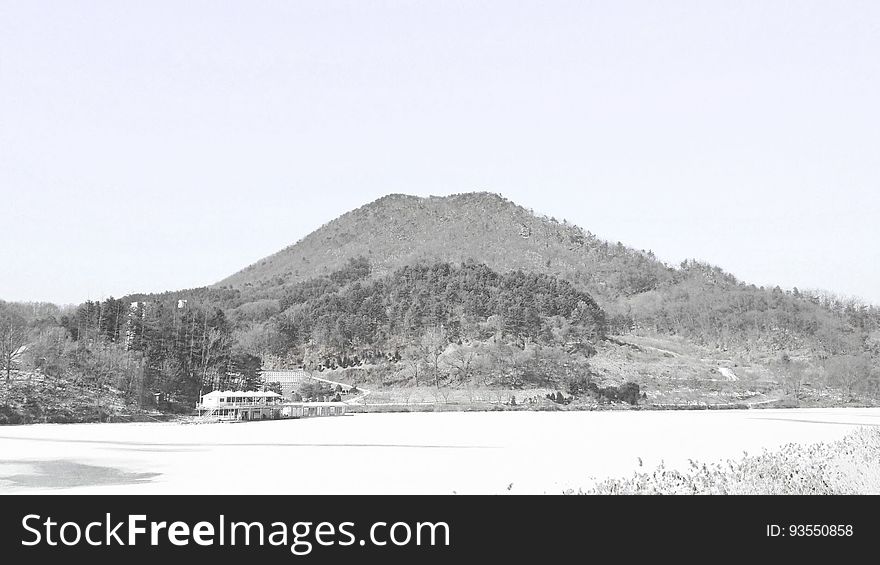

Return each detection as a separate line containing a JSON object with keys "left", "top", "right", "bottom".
{"left": 366, "top": 191, "right": 512, "bottom": 209}
{"left": 216, "top": 192, "right": 673, "bottom": 300}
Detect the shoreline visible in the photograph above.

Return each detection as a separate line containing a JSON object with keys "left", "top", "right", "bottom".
{"left": 1, "top": 398, "right": 877, "bottom": 426}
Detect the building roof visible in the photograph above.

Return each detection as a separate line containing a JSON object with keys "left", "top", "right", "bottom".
{"left": 202, "top": 390, "right": 281, "bottom": 398}
{"left": 260, "top": 370, "right": 310, "bottom": 383}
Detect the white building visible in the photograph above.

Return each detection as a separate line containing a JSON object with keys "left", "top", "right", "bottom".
{"left": 196, "top": 390, "right": 347, "bottom": 421}
{"left": 197, "top": 390, "right": 283, "bottom": 420}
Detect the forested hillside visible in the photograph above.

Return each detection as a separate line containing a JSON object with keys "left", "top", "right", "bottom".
{"left": 1, "top": 260, "right": 607, "bottom": 407}
{"left": 0, "top": 298, "right": 260, "bottom": 411}
{"left": 613, "top": 260, "right": 879, "bottom": 358}
{"left": 271, "top": 261, "right": 604, "bottom": 366}
{"left": 215, "top": 192, "right": 879, "bottom": 360}
{"left": 2, "top": 192, "right": 879, "bottom": 413}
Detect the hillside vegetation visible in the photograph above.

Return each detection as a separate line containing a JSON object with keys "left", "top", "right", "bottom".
{"left": 0, "top": 370, "right": 151, "bottom": 424}
{"left": 2, "top": 192, "right": 878, "bottom": 414}
{"left": 215, "top": 193, "right": 879, "bottom": 360}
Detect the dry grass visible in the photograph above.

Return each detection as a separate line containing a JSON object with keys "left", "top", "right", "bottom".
{"left": 575, "top": 427, "right": 880, "bottom": 494}
{"left": 0, "top": 370, "right": 149, "bottom": 424}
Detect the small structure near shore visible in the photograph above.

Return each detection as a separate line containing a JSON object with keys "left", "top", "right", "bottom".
{"left": 197, "top": 391, "right": 283, "bottom": 420}
{"left": 196, "top": 390, "right": 347, "bottom": 422}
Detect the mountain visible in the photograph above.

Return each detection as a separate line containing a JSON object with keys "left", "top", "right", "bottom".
{"left": 216, "top": 192, "right": 674, "bottom": 303}
{"left": 215, "top": 191, "right": 879, "bottom": 362}
{"left": 17, "top": 191, "right": 875, "bottom": 411}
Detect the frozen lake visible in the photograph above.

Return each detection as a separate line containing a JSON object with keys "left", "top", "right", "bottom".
{"left": 2, "top": 408, "right": 879, "bottom": 494}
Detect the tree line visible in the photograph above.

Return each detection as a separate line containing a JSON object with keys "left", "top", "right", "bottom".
{"left": 3, "top": 253, "right": 878, "bottom": 408}
{"left": 0, "top": 259, "right": 608, "bottom": 406}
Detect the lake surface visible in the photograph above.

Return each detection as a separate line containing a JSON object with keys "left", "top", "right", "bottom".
{"left": 2, "top": 407, "right": 879, "bottom": 494}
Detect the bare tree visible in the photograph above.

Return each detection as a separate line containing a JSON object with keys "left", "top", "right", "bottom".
{"left": 827, "top": 354, "right": 871, "bottom": 399}
{"left": 775, "top": 355, "right": 807, "bottom": 399}
{"left": 399, "top": 384, "right": 413, "bottom": 406}
{"left": 440, "top": 342, "right": 485, "bottom": 404}
{"left": 421, "top": 327, "right": 447, "bottom": 388}
{"left": 0, "top": 307, "right": 28, "bottom": 399}
{"left": 440, "top": 343, "right": 478, "bottom": 385}
{"left": 402, "top": 343, "right": 423, "bottom": 387}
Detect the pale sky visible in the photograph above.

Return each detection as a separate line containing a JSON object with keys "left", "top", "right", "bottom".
{"left": 1, "top": 1, "right": 878, "bottom": 305}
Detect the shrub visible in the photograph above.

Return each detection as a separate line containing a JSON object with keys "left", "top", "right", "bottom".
{"left": 618, "top": 382, "right": 641, "bottom": 405}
